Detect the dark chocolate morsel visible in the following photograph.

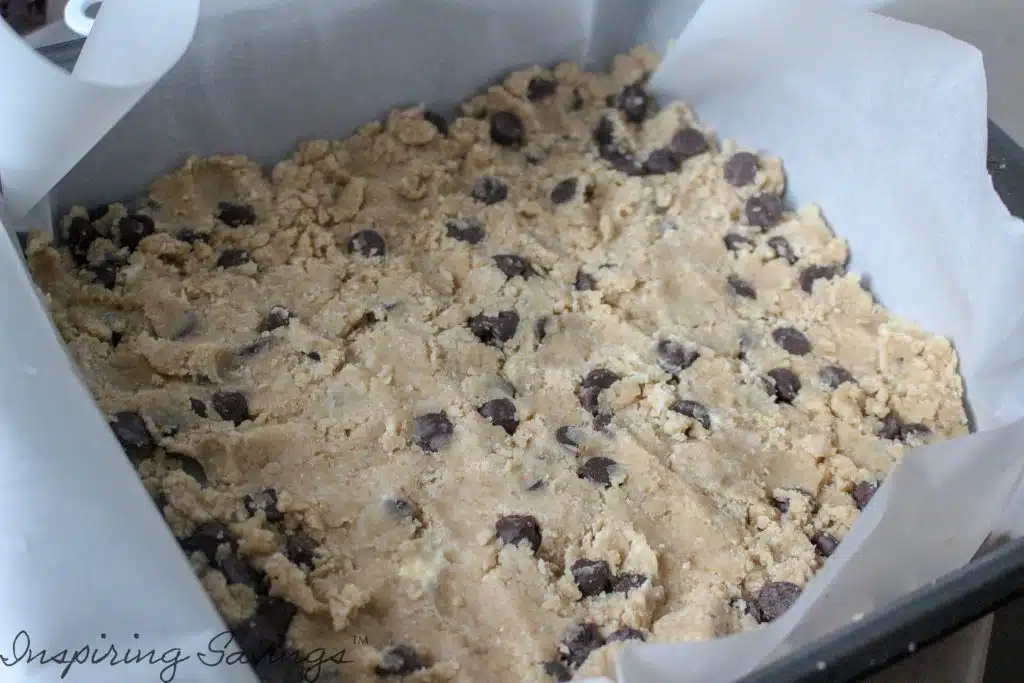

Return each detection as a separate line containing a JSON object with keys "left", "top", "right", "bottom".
{"left": 745, "top": 193, "right": 784, "bottom": 229}
{"left": 607, "top": 628, "right": 647, "bottom": 643}
{"left": 478, "top": 398, "right": 519, "bottom": 435}
{"left": 772, "top": 326, "right": 812, "bottom": 355}
{"left": 577, "top": 456, "right": 619, "bottom": 488}
{"left": 755, "top": 581, "right": 802, "bottom": 623}
{"left": 211, "top": 391, "right": 250, "bottom": 426}
{"left": 555, "top": 426, "right": 581, "bottom": 452}
{"left": 851, "top": 481, "right": 878, "bottom": 510}
{"left": 495, "top": 514, "right": 542, "bottom": 553}
{"left": 616, "top": 83, "right": 651, "bottom": 123}
{"left": 724, "top": 152, "right": 759, "bottom": 187}
{"left": 189, "top": 397, "right": 208, "bottom": 418}
{"left": 670, "top": 399, "right": 711, "bottom": 431}
{"left": 423, "top": 110, "right": 449, "bottom": 136}
{"left": 85, "top": 260, "right": 119, "bottom": 288}
{"left": 471, "top": 176, "right": 509, "bottom": 205}
{"left": 811, "top": 532, "right": 840, "bottom": 557}
{"left": 656, "top": 340, "right": 699, "bottom": 374}
{"left": 493, "top": 254, "right": 535, "bottom": 279}
{"left": 215, "top": 201, "right": 256, "bottom": 227}
{"left": 231, "top": 596, "right": 298, "bottom": 664}
{"left": 244, "top": 488, "right": 283, "bottom": 523}
{"left": 527, "top": 76, "right": 557, "bottom": 101}
{"left": 820, "top": 365, "right": 855, "bottom": 389}
{"left": 109, "top": 411, "right": 154, "bottom": 462}
{"left": 543, "top": 660, "right": 572, "bottom": 682}
{"left": 727, "top": 276, "right": 757, "bottom": 299}
{"left": 561, "top": 623, "right": 605, "bottom": 667}
{"left": 643, "top": 148, "right": 680, "bottom": 175}
{"left": 413, "top": 412, "right": 455, "bottom": 452}
{"left": 577, "top": 368, "right": 620, "bottom": 414}
{"left": 767, "top": 236, "right": 798, "bottom": 264}
{"left": 570, "top": 558, "right": 613, "bottom": 597}
{"left": 347, "top": 229, "right": 386, "bottom": 258}
{"left": 612, "top": 573, "right": 648, "bottom": 594}
{"left": 550, "top": 178, "right": 578, "bottom": 205}
{"left": 724, "top": 233, "right": 755, "bottom": 252}
{"left": 468, "top": 310, "right": 520, "bottom": 346}
{"left": 169, "top": 453, "right": 208, "bottom": 487}
{"left": 490, "top": 110, "right": 526, "bottom": 147}
{"left": 445, "top": 217, "right": 486, "bottom": 244}
{"left": 574, "top": 269, "right": 597, "bottom": 291}
{"left": 375, "top": 644, "right": 429, "bottom": 676}
{"left": 182, "top": 521, "right": 236, "bottom": 564}
{"left": 216, "top": 249, "right": 250, "bottom": 268}
{"left": 670, "top": 127, "right": 709, "bottom": 158}
{"left": 799, "top": 264, "right": 839, "bottom": 293}
{"left": 765, "top": 368, "right": 801, "bottom": 404}
{"left": 284, "top": 531, "right": 318, "bottom": 569}
{"left": 258, "top": 305, "right": 291, "bottom": 332}
{"left": 117, "top": 214, "right": 155, "bottom": 251}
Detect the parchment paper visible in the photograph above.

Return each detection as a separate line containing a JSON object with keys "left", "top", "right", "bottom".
{"left": 2, "top": 0, "right": 1023, "bottom": 682}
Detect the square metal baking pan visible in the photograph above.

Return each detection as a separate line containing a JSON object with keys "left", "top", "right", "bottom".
{"left": 22, "top": 35, "right": 1024, "bottom": 683}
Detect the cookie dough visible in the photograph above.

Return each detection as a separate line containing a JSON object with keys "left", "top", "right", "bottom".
{"left": 26, "top": 46, "right": 968, "bottom": 683}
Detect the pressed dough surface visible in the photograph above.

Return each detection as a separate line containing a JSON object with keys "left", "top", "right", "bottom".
{"left": 26, "top": 47, "right": 968, "bottom": 683}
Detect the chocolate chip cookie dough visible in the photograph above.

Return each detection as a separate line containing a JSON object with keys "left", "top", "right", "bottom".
{"left": 25, "top": 46, "right": 968, "bottom": 683}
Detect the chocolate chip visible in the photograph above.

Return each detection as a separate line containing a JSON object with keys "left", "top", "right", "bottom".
{"left": 851, "top": 481, "right": 878, "bottom": 510}
{"left": 643, "top": 148, "right": 680, "bottom": 175}
{"left": 493, "top": 254, "right": 535, "bottom": 279}
{"left": 670, "top": 127, "right": 709, "bottom": 158}
{"left": 616, "top": 84, "right": 651, "bottom": 123}
{"left": 232, "top": 596, "right": 297, "bottom": 663}
{"left": 88, "top": 205, "right": 110, "bottom": 221}
{"left": 216, "top": 249, "right": 250, "bottom": 268}
{"left": 218, "top": 555, "right": 266, "bottom": 592}
{"left": 528, "top": 76, "right": 557, "bottom": 100}
{"left": 211, "top": 391, "right": 250, "bottom": 426}
{"left": 584, "top": 184, "right": 596, "bottom": 202}
{"left": 495, "top": 514, "right": 541, "bottom": 553}
{"left": 445, "top": 217, "right": 485, "bottom": 244}
{"left": 593, "top": 116, "right": 615, "bottom": 148}
{"left": 613, "top": 573, "right": 648, "bottom": 593}
{"left": 555, "top": 426, "right": 581, "bottom": 452}
{"left": 66, "top": 216, "right": 97, "bottom": 264}
{"left": 765, "top": 368, "right": 801, "bottom": 404}
{"left": 169, "top": 454, "right": 208, "bottom": 486}
{"left": 110, "top": 331, "right": 123, "bottom": 347}
{"left": 258, "top": 305, "right": 291, "bottom": 332}
{"left": 607, "top": 628, "right": 646, "bottom": 643}
{"left": 468, "top": 310, "right": 520, "bottom": 346}
{"left": 772, "top": 327, "right": 811, "bottom": 355}
{"left": 490, "top": 110, "right": 525, "bottom": 147}
{"left": 571, "top": 559, "right": 612, "bottom": 597}
{"left": 215, "top": 201, "right": 256, "bottom": 227}
{"left": 471, "top": 176, "right": 509, "bottom": 205}
{"left": 543, "top": 660, "right": 572, "bottom": 682}
{"left": 570, "top": 88, "right": 585, "bottom": 111}
{"left": 724, "top": 152, "right": 759, "bottom": 187}
{"left": 534, "top": 317, "right": 549, "bottom": 344}
{"left": 238, "top": 337, "right": 269, "bottom": 357}
{"left": 305, "top": 350, "right": 322, "bottom": 362}
{"left": 820, "top": 365, "right": 854, "bottom": 389}
{"left": 601, "top": 147, "right": 646, "bottom": 176}
{"left": 117, "top": 214, "right": 155, "bottom": 251}
{"left": 767, "top": 236, "right": 797, "bottom": 264}
{"left": 244, "top": 488, "right": 283, "bottom": 523}
{"left": 109, "top": 411, "right": 154, "bottom": 462}
{"left": 746, "top": 193, "right": 784, "bottom": 229}
{"left": 577, "top": 456, "right": 619, "bottom": 488}
{"left": 799, "top": 264, "right": 839, "bottom": 293}
{"left": 176, "top": 229, "right": 207, "bottom": 244}
{"left": 285, "top": 531, "right": 317, "bottom": 569}
{"left": 902, "top": 421, "right": 931, "bottom": 440}
{"left": 577, "top": 368, "right": 620, "bottom": 414}
{"left": 728, "top": 276, "right": 757, "bottom": 299}
{"left": 375, "top": 644, "right": 428, "bottom": 676}
{"left": 656, "top": 340, "right": 699, "bottom": 374}
{"left": 755, "top": 581, "right": 802, "bottom": 623}
{"left": 724, "top": 233, "right": 755, "bottom": 252}
{"left": 877, "top": 413, "right": 929, "bottom": 443}
{"left": 347, "top": 229, "right": 386, "bottom": 258}
{"left": 187, "top": 397, "right": 206, "bottom": 419}
{"left": 182, "top": 522, "right": 236, "bottom": 564}
{"left": 412, "top": 411, "right": 454, "bottom": 452}
{"left": 574, "top": 269, "right": 597, "bottom": 291}
{"left": 561, "top": 623, "right": 605, "bottom": 667}
{"left": 387, "top": 498, "right": 421, "bottom": 522}
{"left": 423, "top": 110, "right": 449, "bottom": 136}
{"left": 670, "top": 399, "right": 711, "bottom": 430}
{"left": 85, "top": 259, "right": 118, "bottom": 288}
{"left": 811, "top": 532, "right": 840, "bottom": 557}
{"left": 550, "top": 178, "right": 578, "bottom": 204}
{"left": 478, "top": 398, "right": 518, "bottom": 435}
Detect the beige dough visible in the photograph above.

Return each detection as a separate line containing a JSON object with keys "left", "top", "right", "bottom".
{"left": 26, "top": 46, "right": 967, "bottom": 683}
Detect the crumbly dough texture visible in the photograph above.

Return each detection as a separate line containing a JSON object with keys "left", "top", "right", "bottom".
{"left": 26, "top": 47, "right": 968, "bottom": 683}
